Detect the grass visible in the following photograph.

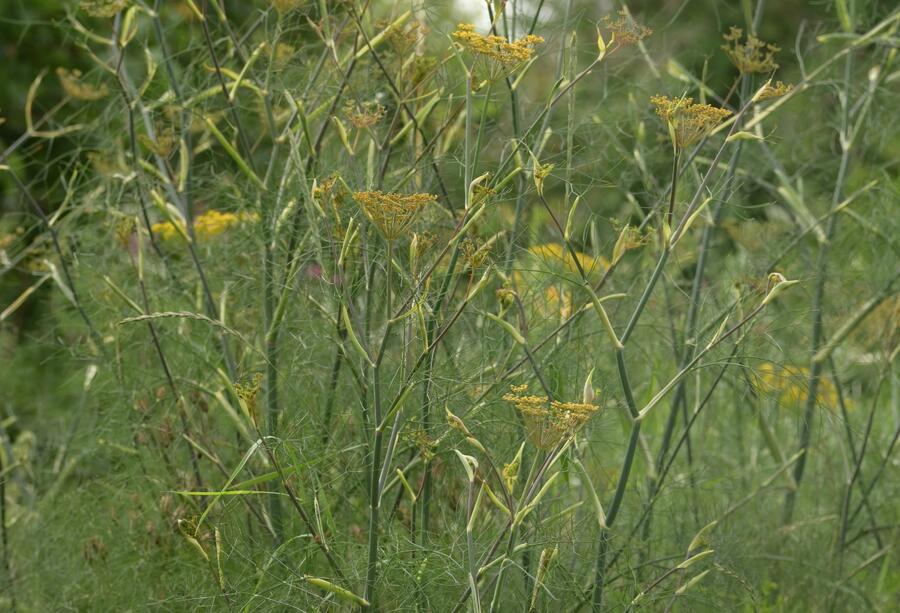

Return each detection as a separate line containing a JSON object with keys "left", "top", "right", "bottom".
{"left": 1, "top": 0, "right": 899, "bottom": 610}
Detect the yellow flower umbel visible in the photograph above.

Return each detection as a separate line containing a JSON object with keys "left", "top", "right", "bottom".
{"left": 452, "top": 23, "right": 544, "bottom": 66}
{"left": 353, "top": 190, "right": 436, "bottom": 240}
{"left": 151, "top": 210, "right": 258, "bottom": 242}
{"left": 601, "top": 9, "right": 652, "bottom": 46}
{"left": 757, "top": 80, "right": 793, "bottom": 101}
{"left": 752, "top": 363, "right": 840, "bottom": 409}
{"left": 503, "top": 384, "right": 598, "bottom": 449}
{"left": 722, "top": 27, "right": 780, "bottom": 74}
{"left": 650, "top": 95, "right": 732, "bottom": 149}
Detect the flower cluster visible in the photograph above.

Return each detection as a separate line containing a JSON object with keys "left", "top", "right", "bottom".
{"left": 528, "top": 243, "right": 609, "bottom": 277}
{"left": 344, "top": 101, "right": 386, "bottom": 129}
{"left": 383, "top": 19, "right": 428, "bottom": 55}
{"left": 752, "top": 363, "right": 839, "bottom": 409}
{"left": 650, "top": 95, "right": 732, "bottom": 149}
{"left": 461, "top": 238, "right": 490, "bottom": 269}
{"left": 234, "top": 373, "right": 263, "bottom": 425}
{"left": 452, "top": 23, "right": 544, "bottom": 66}
{"left": 722, "top": 27, "right": 780, "bottom": 74}
{"left": 57, "top": 68, "right": 108, "bottom": 101}
{"left": 757, "top": 80, "right": 794, "bottom": 101}
{"left": 353, "top": 190, "right": 436, "bottom": 240}
{"left": 151, "top": 210, "right": 258, "bottom": 242}
{"left": 79, "top": 0, "right": 129, "bottom": 17}
{"left": 503, "top": 384, "right": 598, "bottom": 449}
{"left": 602, "top": 9, "right": 652, "bottom": 46}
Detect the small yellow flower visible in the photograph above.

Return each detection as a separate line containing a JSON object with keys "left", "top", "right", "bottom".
{"left": 722, "top": 27, "right": 780, "bottom": 74}
{"left": 752, "top": 362, "right": 841, "bottom": 409}
{"left": 403, "top": 428, "right": 436, "bottom": 461}
{"left": 353, "top": 190, "right": 436, "bottom": 240}
{"left": 274, "top": 42, "right": 296, "bottom": 66}
{"left": 650, "top": 95, "right": 732, "bottom": 149}
{"left": 57, "top": 68, "right": 108, "bottom": 101}
{"left": 528, "top": 243, "right": 609, "bottom": 277}
{"left": 382, "top": 19, "right": 428, "bottom": 55}
{"left": 452, "top": 23, "right": 544, "bottom": 66}
{"left": 503, "top": 384, "right": 599, "bottom": 449}
{"left": 79, "top": 0, "right": 129, "bottom": 17}
{"left": 757, "top": 80, "right": 794, "bottom": 101}
{"left": 461, "top": 238, "right": 490, "bottom": 269}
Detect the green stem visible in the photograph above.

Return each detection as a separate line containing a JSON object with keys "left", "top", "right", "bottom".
{"left": 365, "top": 239, "right": 393, "bottom": 610}
{"left": 783, "top": 52, "right": 854, "bottom": 525}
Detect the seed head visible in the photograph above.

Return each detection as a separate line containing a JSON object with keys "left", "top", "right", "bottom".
{"left": 502, "top": 384, "right": 599, "bottom": 449}
{"left": 344, "top": 101, "right": 386, "bottom": 129}
{"left": 353, "top": 190, "right": 436, "bottom": 240}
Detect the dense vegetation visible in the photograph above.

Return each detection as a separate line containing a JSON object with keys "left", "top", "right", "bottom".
{"left": 1, "top": 0, "right": 898, "bottom": 610}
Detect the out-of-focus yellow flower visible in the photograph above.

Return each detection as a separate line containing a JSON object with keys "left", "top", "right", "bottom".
{"left": 151, "top": 210, "right": 258, "bottom": 242}
{"left": 513, "top": 244, "right": 609, "bottom": 322}
{"left": 57, "top": 68, "right": 108, "bottom": 101}
{"left": 753, "top": 362, "right": 841, "bottom": 409}
{"left": 528, "top": 243, "right": 609, "bottom": 277}
{"left": 503, "top": 384, "right": 599, "bottom": 449}
{"left": 79, "top": 0, "right": 129, "bottom": 17}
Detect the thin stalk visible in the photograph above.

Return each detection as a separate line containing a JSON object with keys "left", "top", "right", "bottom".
{"left": 0, "top": 426, "right": 14, "bottom": 613}
{"left": 783, "top": 52, "right": 854, "bottom": 524}
{"left": 836, "top": 370, "right": 887, "bottom": 575}
{"left": 364, "top": 239, "right": 393, "bottom": 611}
